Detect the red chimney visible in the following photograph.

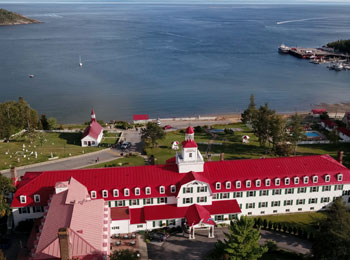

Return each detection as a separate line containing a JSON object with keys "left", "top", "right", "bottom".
{"left": 10, "top": 167, "right": 19, "bottom": 187}
{"left": 58, "top": 227, "right": 71, "bottom": 260}
{"left": 337, "top": 151, "right": 344, "bottom": 164}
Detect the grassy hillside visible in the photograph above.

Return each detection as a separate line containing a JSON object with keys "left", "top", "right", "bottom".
{"left": 0, "top": 8, "right": 39, "bottom": 25}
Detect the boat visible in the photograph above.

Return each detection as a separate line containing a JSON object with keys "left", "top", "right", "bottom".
{"left": 28, "top": 74, "right": 35, "bottom": 78}
{"left": 79, "top": 56, "right": 83, "bottom": 67}
{"left": 278, "top": 44, "right": 290, "bottom": 54}
{"left": 335, "top": 63, "right": 344, "bottom": 71}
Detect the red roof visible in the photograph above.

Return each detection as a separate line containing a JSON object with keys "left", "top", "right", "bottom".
{"left": 338, "top": 127, "right": 350, "bottom": 136}
{"left": 322, "top": 119, "right": 337, "bottom": 128}
{"left": 130, "top": 207, "right": 145, "bottom": 224}
{"left": 312, "top": 109, "right": 326, "bottom": 114}
{"left": 133, "top": 114, "right": 149, "bottom": 121}
{"left": 12, "top": 155, "right": 350, "bottom": 208}
{"left": 182, "top": 140, "right": 198, "bottom": 148}
{"left": 186, "top": 204, "right": 215, "bottom": 226}
{"left": 82, "top": 120, "right": 103, "bottom": 140}
{"left": 186, "top": 126, "right": 194, "bottom": 134}
{"left": 111, "top": 207, "right": 129, "bottom": 221}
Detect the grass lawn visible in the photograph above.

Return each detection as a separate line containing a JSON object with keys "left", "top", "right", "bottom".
{"left": 84, "top": 155, "right": 145, "bottom": 169}
{"left": 100, "top": 132, "right": 121, "bottom": 146}
{"left": 0, "top": 131, "right": 103, "bottom": 170}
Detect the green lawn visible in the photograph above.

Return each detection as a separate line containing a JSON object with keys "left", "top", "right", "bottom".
{"left": 84, "top": 155, "right": 145, "bottom": 169}
{"left": 100, "top": 132, "right": 121, "bottom": 146}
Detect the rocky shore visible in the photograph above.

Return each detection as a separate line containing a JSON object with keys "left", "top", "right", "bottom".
{"left": 0, "top": 8, "right": 40, "bottom": 26}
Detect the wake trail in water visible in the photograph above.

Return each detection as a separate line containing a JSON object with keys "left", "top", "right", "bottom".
{"left": 276, "top": 17, "right": 328, "bottom": 25}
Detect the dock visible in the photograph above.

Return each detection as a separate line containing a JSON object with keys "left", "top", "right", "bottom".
{"left": 287, "top": 47, "right": 350, "bottom": 60}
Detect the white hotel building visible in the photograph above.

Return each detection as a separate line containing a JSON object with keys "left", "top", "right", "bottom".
{"left": 11, "top": 127, "right": 350, "bottom": 240}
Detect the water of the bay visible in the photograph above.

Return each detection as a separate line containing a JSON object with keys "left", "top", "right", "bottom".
{"left": 1, "top": 2, "right": 350, "bottom": 123}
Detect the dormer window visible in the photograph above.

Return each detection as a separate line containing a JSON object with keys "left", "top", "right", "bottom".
{"left": 135, "top": 188, "right": 140, "bottom": 196}
{"left": 246, "top": 180, "right": 251, "bottom": 188}
{"left": 303, "top": 176, "right": 309, "bottom": 184}
{"left": 145, "top": 187, "right": 151, "bottom": 195}
{"left": 159, "top": 186, "right": 165, "bottom": 194}
{"left": 124, "top": 188, "right": 130, "bottom": 197}
{"left": 216, "top": 182, "right": 221, "bottom": 190}
{"left": 265, "top": 179, "right": 271, "bottom": 187}
{"left": 20, "top": 195, "right": 26, "bottom": 204}
{"left": 312, "top": 176, "right": 318, "bottom": 183}
{"left": 102, "top": 190, "right": 108, "bottom": 198}
{"left": 275, "top": 178, "right": 280, "bottom": 186}
{"left": 337, "top": 174, "right": 343, "bottom": 181}
{"left": 255, "top": 179, "right": 261, "bottom": 187}
{"left": 236, "top": 181, "right": 241, "bottom": 189}
{"left": 91, "top": 191, "right": 97, "bottom": 199}
{"left": 285, "top": 178, "right": 290, "bottom": 185}
{"left": 294, "top": 177, "right": 299, "bottom": 184}
{"left": 171, "top": 185, "right": 176, "bottom": 193}
{"left": 226, "top": 181, "right": 231, "bottom": 189}
{"left": 113, "top": 189, "right": 119, "bottom": 197}
{"left": 325, "top": 175, "right": 330, "bottom": 182}
{"left": 34, "top": 194, "right": 40, "bottom": 203}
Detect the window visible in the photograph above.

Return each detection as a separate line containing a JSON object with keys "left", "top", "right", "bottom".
{"left": 197, "top": 196, "right": 207, "bottom": 203}
{"left": 158, "top": 197, "right": 167, "bottom": 203}
{"left": 296, "top": 199, "right": 305, "bottom": 205}
{"left": 91, "top": 191, "right": 97, "bottom": 199}
{"left": 116, "top": 200, "right": 124, "bottom": 207}
{"left": 159, "top": 186, "right": 165, "bottom": 194}
{"left": 189, "top": 153, "right": 192, "bottom": 158}
{"left": 272, "top": 189, "right": 282, "bottom": 195}
{"left": 308, "top": 198, "right": 318, "bottom": 204}
{"left": 34, "top": 194, "right": 40, "bottom": 203}
{"left": 258, "top": 202, "right": 268, "bottom": 208}
{"left": 233, "top": 192, "right": 243, "bottom": 198}
{"left": 130, "top": 199, "right": 139, "bottom": 206}
{"left": 19, "top": 207, "right": 30, "bottom": 214}
{"left": 259, "top": 190, "right": 269, "bottom": 196}
{"left": 313, "top": 176, "right": 318, "bottom": 183}
{"left": 134, "top": 188, "right": 140, "bottom": 196}
{"left": 284, "top": 177, "right": 290, "bottom": 185}
{"left": 255, "top": 179, "right": 261, "bottom": 187}
{"left": 273, "top": 210, "right": 278, "bottom": 213}
{"left": 124, "top": 188, "right": 130, "bottom": 197}
{"left": 33, "top": 206, "right": 44, "bottom": 213}
{"left": 20, "top": 195, "right": 26, "bottom": 204}
{"left": 322, "top": 185, "right": 331, "bottom": 192}
{"left": 236, "top": 181, "right": 241, "bottom": 189}
{"left": 285, "top": 188, "right": 294, "bottom": 194}
{"left": 275, "top": 178, "right": 280, "bottom": 186}
{"left": 246, "top": 203, "right": 255, "bottom": 209}
{"left": 334, "top": 184, "right": 344, "bottom": 191}
{"left": 265, "top": 179, "right": 271, "bottom": 187}
{"left": 137, "top": 224, "right": 143, "bottom": 228}
{"left": 113, "top": 189, "right": 119, "bottom": 197}
{"left": 310, "top": 186, "right": 319, "bottom": 193}
{"left": 246, "top": 191, "right": 256, "bottom": 197}
{"left": 171, "top": 185, "right": 176, "bottom": 193}
{"left": 84, "top": 141, "right": 87, "bottom": 145}
{"left": 214, "top": 215, "right": 224, "bottom": 221}
{"left": 183, "top": 187, "right": 192, "bottom": 194}
{"left": 144, "top": 198, "right": 153, "bottom": 205}
{"left": 260, "top": 211, "right": 265, "bottom": 214}
{"left": 337, "top": 174, "right": 343, "bottom": 181}
{"left": 226, "top": 181, "right": 231, "bottom": 189}
{"left": 321, "top": 197, "right": 330, "bottom": 203}
{"left": 198, "top": 186, "right": 207, "bottom": 192}
{"left": 169, "top": 219, "right": 176, "bottom": 226}
{"left": 298, "top": 208, "right": 303, "bottom": 211}
{"left": 184, "top": 198, "right": 193, "bottom": 204}
{"left": 216, "top": 182, "right": 221, "bottom": 190}
{"left": 213, "top": 194, "right": 217, "bottom": 199}
{"left": 294, "top": 177, "right": 299, "bottom": 184}
{"left": 325, "top": 175, "right": 330, "bottom": 182}
{"left": 220, "top": 193, "right": 230, "bottom": 199}
{"left": 271, "top": 201, "right": 280, "bottom": 207}
{"left": 285, "top": 209, "right": 290, "bottom": 212}
{"left": 92, "top": 141, "right": 95, "bottom": 145}
{"left": 145, "top": 187, "right": 151, "bottom": 195}
{"left": 102, "top": 190, "right": 108, "bottom": 198}
{"left": 297, "top": 187, "right": 307, "bottom": 193}
{"left": 303, "top": 176, "right": 309, "bottom": 184}
{"left": 246, "top": 180, "right": 251, "bottom": 188}
{"left": 284, "top": 200, "right": 293, "bottom": 206}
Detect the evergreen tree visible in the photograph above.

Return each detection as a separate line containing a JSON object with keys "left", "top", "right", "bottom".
{"left": 312, "top": 197, "right": 350, "bottom": 260}
{"left": 140, "top": 122, "right": 165, "bottom": 147}
{"left": 241, "top": 94, "right": 257, "bottom": 124}
{"left": 0, "top": 175, "right": 15, "bottom": 217}
{"left": 288, "top": 113, "right": 304, "bottom": 155}
{"left": 269, "top": 115, "right": 287, "bottom": 149}
{"left": 216, "top": 216, "right": 268, "bottom": 260}
{"left": 251, "top": 103, "right": 275, "bottom": 147}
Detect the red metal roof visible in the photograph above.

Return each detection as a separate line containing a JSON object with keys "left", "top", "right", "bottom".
{"left": 312, "top": 109, "right": 326, "bottom": 114}
{"left": 186, "top": 204, "right": 215, "bottom": 226}
{"left": 12, "top": 155, "right": 350, "bottom": 208}
{"left": 322, "top": 119, "right": 337, "bottom": 128}
{"left": 186, "top": 126, "right": 194, "bottom": 134}
{"left": 338, "top": 127, "right": 350, "bottom": 137}
{"left": 130, "top": 207, "right": 145, "bottom": 224}
{"left": 82, "top": 120, "right": 103, "bottom": 140}
{"left": 182, "top": 140, "right": 198, "bottom": 148}
{"left": 133, "top": 114, "right": 149, "bottom": 121}
{"left": 111, "top": 207, "right": 129, "bottom": 221}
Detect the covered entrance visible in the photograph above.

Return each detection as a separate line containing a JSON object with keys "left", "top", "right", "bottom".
{"left": 185, "top": 204, "right": 216, "bottom": 239}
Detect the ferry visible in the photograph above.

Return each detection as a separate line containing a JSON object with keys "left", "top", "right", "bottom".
{"left": 278, "top": 44, "right": 290, "bottom": 53}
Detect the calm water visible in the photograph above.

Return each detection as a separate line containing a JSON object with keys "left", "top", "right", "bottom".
{"left": 1, "top": 3, "right": 350, "bottom": 123}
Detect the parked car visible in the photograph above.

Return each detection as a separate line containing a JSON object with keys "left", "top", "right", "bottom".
{"left": 120, "top": 142, "right": 131, "bottom": 149}
{"left": 163, "top": 125, "right": 172, "bottom": 130}
{"left": 149, "top": 232, "right": 168, "bottom": 242}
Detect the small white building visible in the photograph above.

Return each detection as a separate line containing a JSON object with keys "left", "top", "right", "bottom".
{"left": 81, "top": 109, "right": 103, "bottom": 147}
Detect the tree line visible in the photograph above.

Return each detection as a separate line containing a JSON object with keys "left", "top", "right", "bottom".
{"left": 241, "top": 94, "right": 304, "bottom": 156}
{"left": 327, "top": 39, "right": 350, "bottom": 54}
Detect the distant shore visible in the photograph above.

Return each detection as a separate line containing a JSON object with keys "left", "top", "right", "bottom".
{"left": 0, "top": 8, "right": 41, "bottom": 26}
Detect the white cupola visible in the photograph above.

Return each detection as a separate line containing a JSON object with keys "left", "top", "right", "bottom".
{"left": 91, "top": 109, "right": 96, "bottom": 122}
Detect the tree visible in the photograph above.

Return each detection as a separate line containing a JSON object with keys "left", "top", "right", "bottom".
{"left": 47, "top": 117, "right": 57, "bottom": 130}
{"left": 0, "top": 175, "right": 15, "bottom": 217}
{"left": 241, "top": 94, "right": 257, "bottom": 124}
{"left": 140, "top": 122, "right": 165, "bottom": 147}
{"left": 110, "top": 249, "right": 139, "bottom": 260}
{"left": 328, "top": 129, "right": 339, "bottom": 144}
{"left": 214, "top": 216, "right": 268, "bottom": 260}
{"left": 312, "top": 197, "right": 350, "bottom": 260}
{"left": 40, "top": 114, "right": 49, "bottom": 130}
{"left": 251, "top": 103, "right": 275, "bottom": 147}
{"left": 268, "top": 115, "right": 287, "bottom": 149}
{"left": 288, "top": 113, "right": 304, "bottom": 155}
{"left": 320, "top": 112, "right": 330, "bottom": 120}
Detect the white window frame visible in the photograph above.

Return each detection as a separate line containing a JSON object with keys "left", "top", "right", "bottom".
{"left": 124, "top": 188, "right": 130, "bottom": 197}
{"left": 20, "top": 195, "right": 27, "bottom": 204}
{"left": 313, "top": 176, "right": 318, "bottom": 183}
{"left": 34, "top": 194, "right": 40, "bottom": 203}
{"left": 303, "top": 176, "right": 309, "bottom": 184}
{"left": 294, "top": 177, "right": 299, "bottom": 185}
{"left": 226, "top": 181, "right": 231, "bottom": 189}
{"left": 113, "top": 189, "right": 119, "bottom": 197}
{"left": 91, "top": 191, "right": 97, "bottom": 199}
{"left": 145, "top": 187, "right": 151, "bottom": 195}
{"left": 170, "top": 185, "right": 176, "bottom": 193}
{"left": 216, "top": 182, "right": 221, "bottom": 190}
{"left": 102, "top": 190, "right": 108, "bottom": 198}
{"left": 255, "top": 179, "right": 261, "bottom": 187}
{"left": 337, "top": 174, "right": 343, "bottom": 181}
{"left": 275, "top": 178, "right": 280, "bottom": 186}
{"left": 159, "top": 186, "right": 165, "bottom": 194}
{"left": 325, "top": 175, "right": 330, "bottom": 182}
{"left": 135, "top": 187, "right": 140, "bottom": 196}
{"left": 236, "top": 181, "right": 241, "bottom": 189}
{"left": 246, "top": 180, "right": 251, "bottom": 188}
{"left": 284, "top": 177, "right": 290, "bottom": 185}
{"left": 265, "top": 179, "right": 271, "bottom": 187}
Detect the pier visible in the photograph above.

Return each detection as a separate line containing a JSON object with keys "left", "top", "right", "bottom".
{"left": 287, "top": 47, "right": 350, "bottom": 60}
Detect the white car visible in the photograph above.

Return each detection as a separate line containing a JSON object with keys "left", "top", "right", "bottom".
{"left": 121, "top": 142, "right": 131, "bottom": 149}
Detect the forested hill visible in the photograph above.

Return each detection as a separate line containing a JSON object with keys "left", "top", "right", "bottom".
{"left": 0, "top": 8, "right": 40, "bottom": 26}
{"left": 327, "top": 40, "right": 350, "bottom": 54}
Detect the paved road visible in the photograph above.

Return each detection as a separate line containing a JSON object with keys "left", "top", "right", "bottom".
{"left": 159, "top": 119, "right": 233, "bottom": 130}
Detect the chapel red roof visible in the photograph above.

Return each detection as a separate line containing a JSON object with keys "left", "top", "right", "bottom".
{"left": 82, "top": 120, "right": 103, "bottom": 140}
{"left": 312, "top": 109, "right": 326, "bottom": 114}
{"left": 133, "top": 114, "right": 149, "bottom": 121}
{"left": 186, "top": 126, "right": 194, "bottom": 134}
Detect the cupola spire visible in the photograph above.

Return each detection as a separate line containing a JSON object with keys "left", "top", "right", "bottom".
{"left": 91, "top": 109, "right": 96, "bottom": 122}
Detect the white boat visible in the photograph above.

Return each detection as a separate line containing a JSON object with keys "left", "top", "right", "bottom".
{"left": 79, "top": 56, "right": 83, "bottom": 67}
{"left": 334, "top": 63, "right": 344, "bottom": 71}
{"left": 28, "top": 74, "right": 35, "bottom": 78}
{"left": 278, "top": 44, "right": 290, "bottom": 53}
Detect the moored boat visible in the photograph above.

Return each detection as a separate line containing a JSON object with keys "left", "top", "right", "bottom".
{"left": 278, "top": 44, "right": 290, "bottom": 53}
